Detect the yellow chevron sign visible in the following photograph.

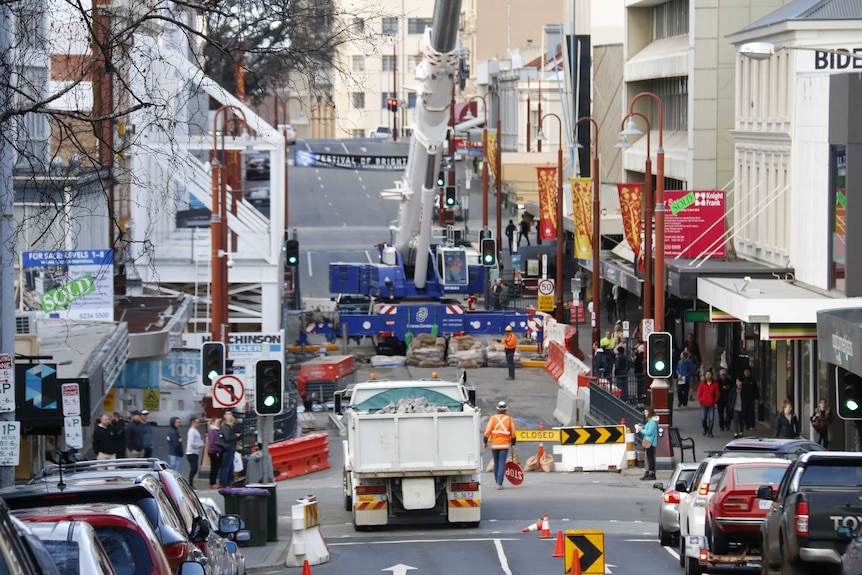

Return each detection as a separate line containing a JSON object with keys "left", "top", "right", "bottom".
{"left": 560, "top": 426, "right": 625, "bottom": 445}
{"left": 564, "top": 530, "right": 604, "bottom": 574}
{"left": 514, "top": 429, "right": 561, "bottom": 442}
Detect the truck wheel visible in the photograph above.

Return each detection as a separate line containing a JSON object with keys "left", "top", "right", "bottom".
{"left": 684, "top": 555, "right": 702, "bottom": 575}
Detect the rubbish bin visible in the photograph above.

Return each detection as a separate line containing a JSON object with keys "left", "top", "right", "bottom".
{"left": 246, "top": 483, "right": 278, "bottom": 542}
{"left": 219, "top": 487, "right": 269, "bottom": 546}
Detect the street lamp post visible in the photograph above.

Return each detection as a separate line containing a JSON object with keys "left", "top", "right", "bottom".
{"left": 615, "top": 112, "right": 653, "bottom": 323}
{"left": 279, "top": 94, "right": 304, "bottom": 230}
{"left": 538, "top": 113, "right": 564, "bottom": 323}
{"left": 574, "top": 116, "right": 601, "bottom": 345}
{"left": 212, "top": 105, "right": 249, "bottom": 343}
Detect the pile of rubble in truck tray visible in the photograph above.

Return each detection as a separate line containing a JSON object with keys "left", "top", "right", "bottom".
{"left": 374, "top": 397, "right": 453, "bottom": 414}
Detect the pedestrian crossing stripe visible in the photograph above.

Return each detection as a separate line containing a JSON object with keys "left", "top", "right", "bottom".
{"left": 564, "top": 530, "right": 604, "bottom": 574}
{"left": 560, "top": 426, "right": 624, "bottom": 445}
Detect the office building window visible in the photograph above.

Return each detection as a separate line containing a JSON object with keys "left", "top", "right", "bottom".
{"left": 351, "top": 93, "right": 365, "bottom": 109}
{"left": 653, "top": 0, "right": 689, "bottom": 41}
{"left": 407, "top": 93, "right": 417, "bottom": 109}
{"left": 351, "top": 129, "right": 365, "bottom": 138}
{"left": 649, "top": 76, "right": 688, "bottom": 132}
{"left": 382, "top": 55, "right": 396, "bottom": 71}
{"left": 352, "top": 55, "right": 365, "bottom": 71}
{"left": 408, "top": 18, "right": 433, "bottom": 34}
{"left": 382, "top": 17, "right": 398, "bottom": 35}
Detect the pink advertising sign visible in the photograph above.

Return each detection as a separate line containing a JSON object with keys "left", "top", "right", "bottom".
{"left": 663, "top": 190, "right": 726, "bottom": 258}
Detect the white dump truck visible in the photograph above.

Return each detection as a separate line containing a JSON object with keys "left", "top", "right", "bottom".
{"left": 335, "top": 374, "right": 482, "bottom": 529}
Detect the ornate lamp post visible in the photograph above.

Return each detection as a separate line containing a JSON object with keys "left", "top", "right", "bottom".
{"left": 574, "top": 116, "right": 600, "bottom": 344}
{"left": 279, "top": 94, "right": 305, "bottom": 231}
{"left": 537, "top": 112, "right": 564, "bottom": 323}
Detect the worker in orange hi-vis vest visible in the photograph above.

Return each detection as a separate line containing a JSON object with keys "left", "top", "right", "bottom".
{"left": 501, "top": 325, "right": 518, "bottom": 379}
{"left": 484, "top": 401, "right": 516, "bottom": 489}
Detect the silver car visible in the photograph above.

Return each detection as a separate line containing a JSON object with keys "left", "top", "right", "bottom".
{"left": 28, "top": 520, "right": 117, "bottom": 575}
{"left": 654, "top": 462, "right": 698, "bottom": 546}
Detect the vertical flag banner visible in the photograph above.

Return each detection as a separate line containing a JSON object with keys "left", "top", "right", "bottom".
{"left": 487, "top": 132, "right": 498, "bottom": 181}
{"left": 571, "top": 178, "right": 593, "bottom": 260}
{"left": 617, "top": 183, "right": 643, "bottom": 266}
{"left": 537, "top": 167, "right": 558, "bottom": 240}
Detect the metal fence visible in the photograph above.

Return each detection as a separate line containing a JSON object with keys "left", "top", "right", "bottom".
{"left": 589, "top": 375, "right": 645, "bottom": 427}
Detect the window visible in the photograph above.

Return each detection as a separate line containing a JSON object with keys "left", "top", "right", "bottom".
{"left": 382, "top": 17, "right": 398, "bottom": 35}
{"left": 351, "top": 17, "right": 364, "bottom": 34}
{"left": 408, "top": 18, "right": 433, "bottom": 34}
{"left": 351, "top": 129, "right": 365, "bottom": 139}
{"left": 351, "top": 93, "right": 365, "bottom": 109}
{"left": 352, "top": 55, "right": 365, "bottom": 71}
{"left": 382, "top": 55, "right": 396, "bottom": 71}
{"left": 407, "top": 93, "right": 417, "bottom": 109}
{"left": 653, "top": 0, "right": 689, "bottom": 41}
{"left": 648, "top": 76, "right": 688, "bottom": 132}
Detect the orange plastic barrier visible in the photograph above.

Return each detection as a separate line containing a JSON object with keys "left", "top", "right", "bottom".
{"left": 269, "top": 432, "right": 331, "bottom": 481}
{"left": 543, "top": 341, "right": 566, "bottom": 381}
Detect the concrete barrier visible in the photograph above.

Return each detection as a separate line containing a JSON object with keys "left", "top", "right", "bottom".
{"left": 285, "top": 495, "right": 330, "bottom": 567}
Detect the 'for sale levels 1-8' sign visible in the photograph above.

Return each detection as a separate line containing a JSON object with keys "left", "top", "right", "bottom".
{"left": 20, "top": 250, "right": 115, "bottom": 321}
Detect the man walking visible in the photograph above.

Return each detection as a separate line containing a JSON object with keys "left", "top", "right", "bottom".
{"left": 484, "top": 400, "right": 516, "bottom": 490}
{"left": 139, "top": 410, "right": 154, "bottom": 458}
{"left": 741, "top": 367, "right": 760, "bottom": 430}
{"left": 108, "top": 412, "right": 126, "bottom": 459}
{"left": 716, "top": 369, "right": 733, "bottom": 431}
{"left": 505, "top": 219, "right": 516, "bottom": 253}
{"left": 92, "top": 414, "right": 113, "bottom": 460}
{"left": 125, "top": 411, "right": 145, "bottom": 458}
{"left": 518, "top": 219, "right": 531, "bottom": 247}
{"left": 167, "top": 416, "right": 183, "bottom": 471}
{"left": 501, "top": 325, "right": 517, "bottom": 380}
{"left": 697, "top": 369, "right": 720, "bottom": 437}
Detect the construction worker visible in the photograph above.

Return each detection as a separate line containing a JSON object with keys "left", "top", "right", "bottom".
{"left": 501, "top": 325, "right": 517, "bottom": 379}
{"left": 484, "top": 400, "right": 516, "bottom": 489}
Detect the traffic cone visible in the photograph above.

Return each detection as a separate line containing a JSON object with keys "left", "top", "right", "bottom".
{"left": 552, "top": 530, "right": 565, "bottom": 557}
{"left": 539, "top": 514, "right": 552, "bottom": 538}
{"left": 570, "top": 547, "right": 582, "bottom": 575}
{"left": 522, "top": 517, "right": 543, "bottom": 533}
{"left": 302, "top": 560, "right": 312, "bottom": 575}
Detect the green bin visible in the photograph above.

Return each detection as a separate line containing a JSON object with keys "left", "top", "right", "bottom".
{"left": 220, "top": 487, "right": 269, "bottom": 546}
{"left": 246, "top": 483, "right": 278, "bottom": 542}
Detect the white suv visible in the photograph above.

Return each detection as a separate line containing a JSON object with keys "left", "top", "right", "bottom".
{"left": 369, "top": 126, "right": 391, "bottom": 139}
{"left": 677, "top": 454, "right": 778, "bottom": 566}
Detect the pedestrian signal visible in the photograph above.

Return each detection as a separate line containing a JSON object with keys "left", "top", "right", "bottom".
{"left": 647, "top": 332, "right": 672, "bottom": 379}
{"left": 481, "top": 238, "right": 497, "bottom": 267}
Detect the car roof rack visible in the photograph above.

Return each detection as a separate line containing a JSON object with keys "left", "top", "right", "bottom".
{"left": 34, "top": 458, "right": 169, "bottom": 479}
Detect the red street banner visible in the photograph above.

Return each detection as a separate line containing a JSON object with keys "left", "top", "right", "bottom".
{"left": 663, "top": 190, "right": 726, "bottom": 258}
{"left": 617, "top": 183, "right": 643, "bottom": 264}
{"left": 537, "top": 167, "right": 558, "bottom": 240}
{"left": 571, "top": 178, "right": 592, "bottom": 260}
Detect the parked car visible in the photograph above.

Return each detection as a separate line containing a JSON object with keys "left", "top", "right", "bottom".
{"left": 27, "top": 520, "right": 117, "bottom": 575}
{"left": 654, "top": 461, "right": 698, "bottom": 546}
{"left": 245, "top": 154, "right": 270, "bottom": 180}
{"left": 720, "top": 437, "right": 825, "bottom": 460}
{"left": 369, "top": 126, "right": 391, "bottom": 139}
{"left": 1, "top": 473, "right": 205, "bottom": 573}
{"left": 31, "top": 458, "right": 247, "bottom": 575}
{"left": 278, "top": 124, "right": 297, "bottom": 144}
{"left": 0, "top": 498, "right": 61, "bottom": 575}
{"left": 840, "top": 522, "right": 862, "bottom": 575}
{"left": 332, "top": 293, "right": 372, "bottom": 314}
{"left": 15, "top": 503, "right": 180, "bottom": 575}
{"left": 704, "top": 459, "right": 790, "bottom": 554}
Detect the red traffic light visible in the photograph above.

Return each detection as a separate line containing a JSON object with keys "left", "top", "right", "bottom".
{"left": 387, "top": 98, "right": 398, "bottom": 112}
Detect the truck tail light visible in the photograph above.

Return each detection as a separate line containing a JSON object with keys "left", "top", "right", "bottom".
{"left": 450, "top": 482, "right": 479, "bottom": 491}
{"left": 795, "top": 501, "right": 809, "bottom": 535}
{"left": 664, "top": 491, "right": 681, "bottom": 504}
{"left": 356, "top": 485, "right": 387, "bottom": 495}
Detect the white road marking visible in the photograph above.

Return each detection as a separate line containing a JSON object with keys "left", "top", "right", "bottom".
{"left": 494, "top": 538, "right": 513, "bottom": 575}
{"left": 328, "top": 537, "right": 519, "bottom": 547}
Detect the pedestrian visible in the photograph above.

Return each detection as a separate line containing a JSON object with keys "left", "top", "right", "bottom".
{"left": 575, "top": 267, "right": 587, "bottom": 305}
{"left": 632, "top": 341, "right": 646, "bottom": 399}
{"left": 611, "top": 284, "right": 620, "bottom": 321}
{"left": 638, "top": 406, "right": 658, "bottom": 480}
{"left": 166, "top": 416, "right": 183, "bottom": 471}
{"left": 216, "top": 409, "right": 239, "bottom": 488}
{"left": 125, "top": 411, "right": 145, "bottom": 458}
{"left": 774, "top": 400, "right": 800, "bottom": 438}
{"left": 728, "top": 377, "right": 745, "bottom": 438}
{"left": 676, "top": 351, "right": 696, "bottom": 408}
{"left": 490, "top": 278, "right": 503, "bottom": 310}
{"left": 614, "top": 340, "right": 629, "bottom": 392}
{"left": 617, "top": 286, "right": 627, "bottom": 321}
{"left": 741, "top": 367, "right": 760, "bottom": 430}
{"left": 139, "top": 410, "right": 154, "bottom": 458}
{"left": 501, "top": 325, "right": 517, "bottom": 380}
{"left": 811, "top": 398, "right": 833, "bottom": 449}
{"left": 499, "top": 281, "right": 511, "bottom": 310}
{"left": 518, "top": 218, "right": 531, "bottom": 246}
{"left": 600, "top": 330, "right": 615, "bottom": 352}
{"left": 716, "top": 369, "right": 733, "bottom": 431}
{"left": 186, "top": 417, "right": 204, "bottom": 487}
{"left": 483, "top": 400, "right": 516, "bottom": 490}
{"left": 505, "top": 219, "right": 516, "bottom": 253}
{"left": 697, "top": 369, "right": 720, "bottom": 437}
{"left": 93, "top": 414, "right": 113, "bottom": 460}
{"left": 207, "top": 417, "right": 223, "bottom": 489}
{"left": 109, "top": 412, "right": 126, "bottom": 459}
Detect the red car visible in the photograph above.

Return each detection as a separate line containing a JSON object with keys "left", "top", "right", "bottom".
{"left": 704, "top": 460, "right": 790, "bottom": 554}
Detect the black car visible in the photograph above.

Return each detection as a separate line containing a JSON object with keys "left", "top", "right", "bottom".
{"left": 720, "top": 437, "right": 825, "bottom": 460}
{"left": 0, "top": 498, "right": 61, "bottom": 575}
{"left": 244, "top": 187, "right": 270, "bottom": 211}
{"left": 245, "top": 155, "right": 270, "bottom": 180}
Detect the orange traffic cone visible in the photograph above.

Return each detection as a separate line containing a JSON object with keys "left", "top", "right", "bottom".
{"left": 522, "top": 517, "right": 543, "bottom": 533}
{"left": 570, "top": 547, "right": 582, "bottom": 575}
{"left": 539, "top": 514, "right": 552, "bottom": 538}
{"left": 553, "top": 530, "right": 565, "bottom": 557}
{"left": 302, "top": 560, "right": 313, "bottom": 575}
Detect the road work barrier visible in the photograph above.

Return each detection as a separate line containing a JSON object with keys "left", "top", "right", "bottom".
{"left": 551, "top": 426, "right": 628, "bottom": 472}
{"left": 270, "top": 433, "right": 331, "bottom": 481}
{"left": 285, "top": 495, "right": 329, "bottom": 567}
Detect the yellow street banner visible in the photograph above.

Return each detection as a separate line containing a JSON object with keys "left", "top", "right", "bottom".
{"left": 560, "top": 426, "right": 624, "bottom": 445}
{"left": 564, "top": 530, "right": 604, "bottom": 574}
{"left": 515, "top": 428, "right": 561, "bottom": 442}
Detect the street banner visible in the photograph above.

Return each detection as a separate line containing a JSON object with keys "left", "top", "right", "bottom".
{"left": 664, "top": 190, "right": 726, "bottom": 258}
{"left": 487, "top": 132, "right": 498, "bottom": 181}
{"left": 537, "top": 167, "right": 558, "bottom": 240}
{"left": 617, "top": 183, "right": 643, "bottom": 267}
{"left": 571, "top": 178, "right": 593, "bottom": 260}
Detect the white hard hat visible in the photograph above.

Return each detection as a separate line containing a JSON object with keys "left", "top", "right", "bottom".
{"left": 496, "top": 400, "right": 508, "bottom": 411}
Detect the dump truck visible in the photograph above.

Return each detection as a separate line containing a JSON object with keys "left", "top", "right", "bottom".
{"left": 335, "top": 374, "right": 482, "bottom": 529}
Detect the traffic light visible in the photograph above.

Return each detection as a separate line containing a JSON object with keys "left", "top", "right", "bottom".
{"left": 481, "top": 238, "right": 497, "bottom": 267}
{"left": 436, "top": 171, "right": 445, "bottom": 188}
{"left": 647, "top": 332, "right": 673, "bottom": 379}
{"left": 387, "top": 98, "right": 398, "bottom": 112}
{"left": 200, "top": 342, "right": 225, "bottom": 386}
{"left": 444, "top": 186, "right": 457, "bottom": 207}
{"left": 255, "top": 359, "right": 283, "bottom": 416}
{"left": 285, "top": 239, "right": 299, "bottom": 266}
{"left": 837, "top": 368, "right": 862, "bottom": 420}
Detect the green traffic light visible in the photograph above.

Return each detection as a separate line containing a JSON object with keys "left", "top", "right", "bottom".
{"left": 207, "top": 369, "right": 219, "bottom": 382}
{"left": 847, "top": 399, "right": 860, "bottom": 411}
{"left": 654, "top": 360, "right": 666, "bottom": 372}
{"left": 263, "top": 395, "right": 278, "bottom": 407}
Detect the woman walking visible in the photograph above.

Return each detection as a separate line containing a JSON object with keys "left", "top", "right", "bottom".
{"left": 774, "top": 400, "right": 800, "bottom": 438}
{"left": 185, "top": 417, "right": 204, "bottom": 488}
{"left": 206, "top": 417, "right": 223, "bottom": 489}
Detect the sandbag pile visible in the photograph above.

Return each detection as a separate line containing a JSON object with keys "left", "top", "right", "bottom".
{"left": 486, "top": 340, "right": 522, "bottom": 367}
{"left": 405, "top": 333, "right": 446, "bottom": 367}
{"left": 374, "top": 397, "right": 451, "bottom": 414}
{"left": 447, "top": 335, "right": 485, "bottom": 368}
